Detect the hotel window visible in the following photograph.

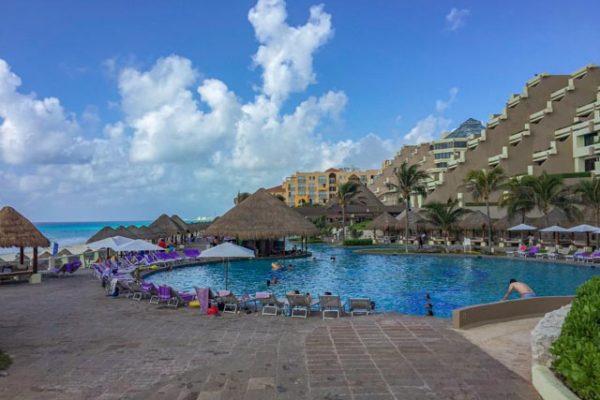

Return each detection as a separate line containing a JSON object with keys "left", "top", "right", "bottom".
{"left": 584, "top": 158, "right": 597, "bottom": 172}
{"left": 583, "top": 133, "right": 596, "bottom": 147}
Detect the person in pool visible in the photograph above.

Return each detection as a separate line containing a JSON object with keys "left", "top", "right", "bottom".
{"left": 501, "top": 279, "right": 536, "bottom": 300}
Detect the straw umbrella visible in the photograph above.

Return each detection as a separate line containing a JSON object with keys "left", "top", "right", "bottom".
{"left": 457, "top": 210, "right": 489, "bottom": 240}
{"left": 149, "top": 214, "right": 182, "bottom": 242}
{"left": 367, "top": 212, "right": 402, "bottom": 241}
{"left": 205, "top": 188, "right": 319, "bottom": 255}
{"left": 0, "top": 206, "right": 50, "bottom": 273}
{"left": 86, "top": 226, "right": 118, "bottom": 244}
{"left": 113, "top": 225, "right": 139, "bottom": 239}
{"left": 395, "top": 210, "right": 433, "bottom": 236}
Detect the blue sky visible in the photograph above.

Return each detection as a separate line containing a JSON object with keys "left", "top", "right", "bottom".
{"left": 0, "top": 0, "right": 599, "bottom": 221}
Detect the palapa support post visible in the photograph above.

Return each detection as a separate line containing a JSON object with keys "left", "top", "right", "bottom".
{"left": 33, "top": 247, "right": 38, "bottom": 274}
{"left": 20, "top": 246, "right": 24, "bottom": 265}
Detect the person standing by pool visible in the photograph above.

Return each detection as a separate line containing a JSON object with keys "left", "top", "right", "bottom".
{"left": 501, "top": 279, "right": 536, "bottom": 300}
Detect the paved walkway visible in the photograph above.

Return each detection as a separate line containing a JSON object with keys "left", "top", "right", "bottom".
{"left": 0, "top": 272, "right": 540, "bottom": 400}
{"left": 459, "top": 317, "right": 541, "bottom": 381}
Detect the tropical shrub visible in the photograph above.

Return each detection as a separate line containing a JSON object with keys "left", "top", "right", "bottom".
{"left": 0, "top": 350, "right": 12, "bottom": 370}
{"left": 550, "top": 277, "right": 600, "bottom": 400}
{"left": 342, "top": 239, "right": 373, "bottom": 246}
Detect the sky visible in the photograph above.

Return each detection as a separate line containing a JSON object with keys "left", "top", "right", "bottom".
{"left": 0, "top": 0, "right": 599, "bottom": 222}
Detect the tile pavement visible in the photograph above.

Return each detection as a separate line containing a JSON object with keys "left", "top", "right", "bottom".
{"left": 0, "top": 272, "right": 540, "bottom": 399}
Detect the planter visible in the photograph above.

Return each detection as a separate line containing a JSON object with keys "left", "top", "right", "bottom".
{"left": 532, "top": 365, "right": 580, "bottom": 400}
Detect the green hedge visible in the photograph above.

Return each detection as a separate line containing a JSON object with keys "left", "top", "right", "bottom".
{"left": 550, "top": 277, "right": 600, "bottom": 400}
{"left": 342, "top": 239, "right": 373, "bottom": 246}
{"left": 549, "top": 172, "right": 592, "bottom": 179}
{"left": 0, "top": 350, "right": 12, "bottom": 370}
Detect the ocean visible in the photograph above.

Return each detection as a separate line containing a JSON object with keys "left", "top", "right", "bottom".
{"left": 0, "top": 220, "right": 151, "bottom": 255}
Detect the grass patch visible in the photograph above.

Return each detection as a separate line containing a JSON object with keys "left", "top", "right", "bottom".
{"left": 0, "top": 350, "right": 12, "bottom": 370}
{"left": 343, "top": 239, "right": 373, "bottom": 246}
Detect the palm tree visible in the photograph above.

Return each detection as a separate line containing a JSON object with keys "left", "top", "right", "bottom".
{"left": 422, "top": 198, "right": 469, "bottom": 251}
{"left": 521, "top": 172, "right": 580, "bottom": 225}
{"left": 499, "top": 177, "right": 535, "bottom": 223}
{"left": 234, "top": 191, "right": 251, "bottom": 205}
{"left": 386, "top": 162, "right": 430, "bottom": 253}
{"left": 464, "top": 166, "right": 506, "bottom": 246}
{"left": 337, "top": 181, "right": 359, "bottom": 241}
{"left": 573, "top": 177, "right": 600, "bottom": 227}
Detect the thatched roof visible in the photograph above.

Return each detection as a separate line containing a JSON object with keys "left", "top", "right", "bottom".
{"left": 367, "top": 212, "right": 402, "bottom": 231}
{"left": 188, "top": 221, "right": 211, "bottom": 233}
{"left": 0, "top": 206, "right": 50, "bottom": 248}
{"left": 493, "top": 213, "right": 533, "bottom": 230}
{"left": 86, "top": 226, "right": 117, "bottom": 244}
{"left": 126, "top": 225, "right": 148, "bottom": 239}
{"left": 205, "top": 188, "right": 319, "bottom": 240}
{"left": 149, "top": 214, "right": 182, "bottom": 235}
{"left": 458, "top": 210, "right": 489, "bottom": 230}
{"left": 171, "top": 215, "right": 190, "bottom": 232}
{"left": 395, "top": 210, "right": 433, "bottom": 230}
{"left": 57, "top": 248, "right": 72, "bottom": 256}
{"left": 325, "top": 184, "right": 386, "bottom": 213}
{"left": 113, "top": 225, "right": 138, "bottom": 239}
{"left": 533, "top": 208, "right": 573, "bottom": 228}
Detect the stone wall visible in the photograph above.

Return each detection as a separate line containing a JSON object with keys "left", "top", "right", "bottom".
{"left": 531, "top": 304, "right": 571, "bottom": 367}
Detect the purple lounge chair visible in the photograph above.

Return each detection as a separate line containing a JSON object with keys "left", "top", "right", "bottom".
{"left": 525, "top": 247, "right": 540, "bottom": 257}
{"left": 150, "top": 285, "right": 178, "bottom": 307}
{"left": 183, "top": 248, "right": 201, "bottom": 259}
{"left": 577, "top": 250, "right": 600, "bottom": 263}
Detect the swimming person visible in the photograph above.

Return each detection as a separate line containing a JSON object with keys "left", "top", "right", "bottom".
{"left": 501, "top": 279, "right": 536, "bottom": 300}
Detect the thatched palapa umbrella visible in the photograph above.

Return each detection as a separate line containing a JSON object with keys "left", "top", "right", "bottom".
{"left": 170, "top": 215, "right": 190, "bottom": 233}
{"left": 205, "top": 188, "right": 318, "bottom": 255}
{"left": 113, "top": 225, "right": 138, "bottom": 239}
{"left": 395, "top": 210, "right": 433, "bottom": 233}
{"left": 367, "top": 212, "right": 402, "bottom": 240}
{"left": 0, "top": 206, "right": 50, "bottom": 273}
{"left": 86, "top": 226, "right": 118, "bottom": 244}
{"left": 149, "top": 214, "right": 181, "bottom": 241}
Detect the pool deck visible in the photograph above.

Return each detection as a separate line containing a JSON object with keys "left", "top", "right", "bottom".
{"left": 458, "top": 317, "right": 541, "bottom": 381}
{"left": 0, "top": 272, "right": 540, "bottom": 400}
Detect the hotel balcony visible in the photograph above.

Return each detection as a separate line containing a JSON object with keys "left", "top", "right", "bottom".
{"left": 488, "top": 146, "right": 508, "bottom": 166}
{"left": 508, "top": 125, "right": 531, "bottom": 145}
{"left": 550, "top": 80, "right": 575, "bottom": 101}
{"left": 506, "top": 94, "right": 522, "bottom": 108}
{"left": 529, "top": 101, "right": 554, "bottom": 123}
{"left": 487, "top": 111, "right": 507, "bottom": 128}
{"left": 532, "top": 141, "right": 558, "bottom": 164}
{"left": 467, "top": 130, "right": 486, "bottom": 149}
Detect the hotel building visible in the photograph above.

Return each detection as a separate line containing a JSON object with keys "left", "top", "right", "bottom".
{"left": 283, "top": 168, "right": 379, "bottom": 207}
{"left": 369, "top": 64, "right": 600, "bottom": 211}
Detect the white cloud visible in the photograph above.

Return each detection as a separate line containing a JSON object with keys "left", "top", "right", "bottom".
{"left": 120, "top": 56, "right": 241, "bottom": 162}
{"left": 0, "top": 0, "right": 401, "bottom": 220}
{"left": 248, "top": 0, "right": 333, "bottom": 104}
{"left": 435, "top": 87, "right": 459, "bottom": 112}
{"left": 403, "top": 114, "right": 452, "bottom": 144}
{"left": 0, "top": 59, "right": 90, "bottom": 164}
{"left": 446, "top": 8, "right": 470, "bottom": 31}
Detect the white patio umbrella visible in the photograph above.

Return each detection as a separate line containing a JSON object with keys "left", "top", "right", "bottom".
{"left": 199, "top": 243, "right": 255, "bottom": 289}
{"left": 566, "top": 224, "right": 600, "bottom": 246}
{"left": 566, "top": 224, "right": 600, "bottom": 233}
{"left": 507, "top": 224, "right": 537, "bottom": 231}
{"left": 87, "top": 236, "right": 135, "bottom": 258}
{"left": 507, "top": 224, "right": 537, "bottom": 244}
{"left": 117, "top": 239, "right": 163, "bottom": 252}
{"left": 540, "top": 225, "right": 568, "bottom": 245}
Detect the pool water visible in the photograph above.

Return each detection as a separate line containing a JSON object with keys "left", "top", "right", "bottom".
{"left": 145, "top": 244, "right": 600, "bottom": 318}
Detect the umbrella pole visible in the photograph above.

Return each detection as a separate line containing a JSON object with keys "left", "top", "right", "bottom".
{"left": 33, "top": 247, "right": 38, "bottom": 274}
{"left": 225, "top": 258, "right": 229, "bottom": 290}
{"left": 19, "top": 247, "right": 24, "bottom": 265}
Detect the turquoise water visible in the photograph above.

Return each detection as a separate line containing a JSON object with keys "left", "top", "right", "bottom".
{"left": 0, "top": 220, "right": 151, "bottom": 254}
{"left": 145, "top": 244, "right": 600, "bottom": 318}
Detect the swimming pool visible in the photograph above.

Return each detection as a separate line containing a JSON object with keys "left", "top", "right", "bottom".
{"left": 145, "top": 245, "right": 600, "bottom": 318}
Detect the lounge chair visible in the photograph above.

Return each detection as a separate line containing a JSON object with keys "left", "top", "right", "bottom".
{"left": 319, "top": 295, "right": 344, "bottom": 319}
{"left": 256, "top": 292, "right": 284, "bottom": 316}
{"left": 286, "top": 294, "right": 313, "bottom": 318}
{"left": 183, "top": 248, "right": 201, "bottom": 259}
{"left": 47, "top": 264, "right": 66, "bottom": 278}
{"left": 135, "top": 282, "right": 159, "bottom": 301}
{"left": 217, "top": 290, "right": 242, "bottom": 314}
{"left": 348, "top": 298, "right": 372, "bottom": 316}
{"left": 169, "top": 287, "right": 196, "bottom": 307}
{"left": 150, "top": 285, "right": 178, "bottom": 307}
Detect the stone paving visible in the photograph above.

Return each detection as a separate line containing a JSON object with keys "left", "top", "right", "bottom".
{"left": 0, "top": 272, "right": 540, "bottom": 400}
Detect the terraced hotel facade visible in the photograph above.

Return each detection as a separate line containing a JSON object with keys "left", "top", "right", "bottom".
{"left": 369, "top": 64, "right": 600, "bottom": 211}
